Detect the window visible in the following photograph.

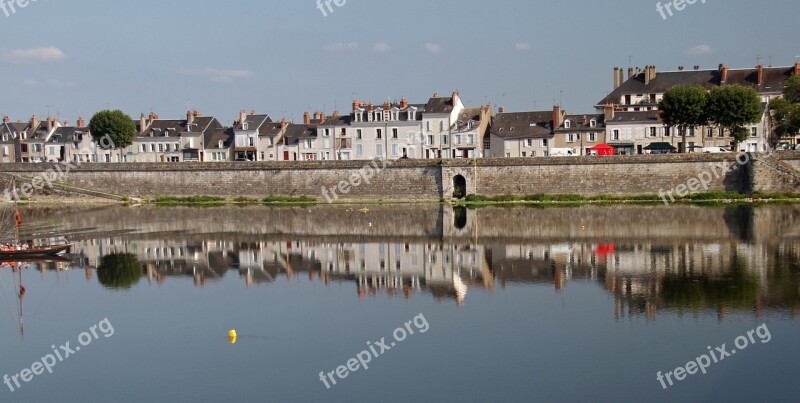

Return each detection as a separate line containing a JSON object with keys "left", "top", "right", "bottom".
{"left": 376, "top": 129, "right": 382, "bottom": 139}
{"left": 455, "top": 135, "right": 462, "bottom": 145}
{"left": 664, "top": 127, "right": 671, "bottom": 137}
{"left": 689, "top": 127, "right": 696, "bottom": 137}
{"left": 612, "top": 130, "right": 620, "bottom": 141}
{"left": 719, "top": 127, "right": 725, "bottom": 138}
{"left": 324, "top": 129, "right": 330, "bottom": 137}
{"left": 392, "top": 128, "right": 398, "bottom": 139}
{"left": 391, "top": 144, "right": 399, "bottom": 156}
{"left": 356, "top": 129, "right": 362, "bottom": 139}
{"left": 467, "top": 134, "right": 474, "bottom": 145}
{"left": 2, "top": 146, "right": 7, "bottom": 156}
{"left": 567, "top": 134, "right": 576, "bottom": 143}
{"left": 650, "top": 127, "right": 658, "bottom": 137}
{"left": 248, "top": 137, "right": 255, "bottom": 147}
{"left": 590, "top": 119, "right": 597, "bottom": 128}
{"left": 218, "top": 140, "right": 224, "bottom": 148}
{"left": 175, "top": 143, "right": 180, "bottom": 151}
{"left": 439, "top": 121, "right": 445, "bottom": 131}
{"left": 541, "top": 139, "right": 548, "bottom": 147}
{"left": 150, "top": 144, "right": 156, "bottom": 152}
{"left": 441, "top": 134, "right": 448, "bottom": 145}
{"left": 751, "top": 127, "right": 758, "bottom": 137}
{"left": 426, "top": 121, "right": 431, "bottom": 131}
{"left": 376, "top": 144, "right": 383, "bottom": 157}
{"left": 564, "top": 120, "right": 571, "bottom": 129}
{"left": 304, "top": 139, "right": 313, "bottom": 148}
{"left": 356, "top": 144, "right": 363, "bottom": 156}
{"left": 588, "top": 132, "right": 597, "bottom": 142}
{"left": 141, "top": 144, "right": 147, "bottom": 153}
{"left": 323, "top": 139, "right": 330, "bottom": 148}
{"left": 427, "top": 135, "right": 434, "bottom": 145}
{"left": 707, "top": 128, "right": 714, "bottom": 138}
{"left": 158, "top": 144, "right": 164, "bottom": 152}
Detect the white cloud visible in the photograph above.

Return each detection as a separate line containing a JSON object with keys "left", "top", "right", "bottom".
{"left": 424, "top": 43, "right": 442, "bottom": 54}
{"left": 22, "top": 78, "right": 77, "bottom": 87}
{"left": 373, "top": 43, "right": 391, "bottom": 53}
{"left": 324, "top": 42, "right": 360, "bottom": 52}
{"left": 179, "top": 68, "right": 255, "bottom": 83}
{"left": 684, "top": 44, "right": 715, "bottom": 56}
{"left": 0, "top": 47, "right": 66, "bottom": 64}
{"left": 515, "top": 43, "right": 530, "bottom": 51}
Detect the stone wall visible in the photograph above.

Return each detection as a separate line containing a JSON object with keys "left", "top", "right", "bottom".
{"left": 2, "top": 153, "right": 798, "bottom": 201}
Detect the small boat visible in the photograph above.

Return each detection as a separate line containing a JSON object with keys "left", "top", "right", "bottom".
{"left": 0, "top": 245, "right": 71, "bottom": 260}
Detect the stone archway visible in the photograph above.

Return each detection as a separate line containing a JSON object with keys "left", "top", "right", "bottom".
{"left": 453, "top": 175, "right": 467, "bottom": 199}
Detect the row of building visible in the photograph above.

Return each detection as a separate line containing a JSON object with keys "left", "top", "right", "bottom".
{"left": 3, "top": 62, "right": 799, "bottom": 163}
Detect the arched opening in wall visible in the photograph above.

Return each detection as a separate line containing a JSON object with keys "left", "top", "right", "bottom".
{"left": 453, "top": 175, "right": 467, "bottom": 199}
{"left": 453, "top": 206, "right": 467, "bottom": 230}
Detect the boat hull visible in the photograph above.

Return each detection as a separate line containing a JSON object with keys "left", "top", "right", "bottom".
{"left": 0, "top": 245, "right": 71, "bottom": 260}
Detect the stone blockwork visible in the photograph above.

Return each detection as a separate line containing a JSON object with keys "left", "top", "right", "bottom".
{"left": 2, "top": 153, "right": 797, "bottom": 201}
{"left": 749, "top": 152, "right": 800, "bottom": 193}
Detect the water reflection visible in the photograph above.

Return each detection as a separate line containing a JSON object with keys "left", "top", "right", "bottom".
{"left": 19, "top": 204, "right": 800, "bottom": 318}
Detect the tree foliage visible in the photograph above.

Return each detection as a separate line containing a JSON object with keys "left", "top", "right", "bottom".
{"left": 770, "top": 75, "right": 800, "bottom": 140}
{"left": 784, "top": 74, "right": 800, "bottom": 104}
{"left": 97, "top": 253, "right": 142, "bottom": 290}
{"left": 88, "top": 110, "right": 136, "bottom": 150}
{"left": 659, "top": 85, "right": 709, "bottom": 153}
{"left": 706, "top": 85, "right": 763, "bottom": 150}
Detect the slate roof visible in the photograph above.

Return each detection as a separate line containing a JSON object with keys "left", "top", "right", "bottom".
{"left": 490, "top": 111, "right": 553, "bottom": 139}
{"left": 557, "top": 114, "right": 605, "bottom": 130}
{"left": 597, "top": 65, "right": 797, "bottom": 107}
{"left": 605, "top": 111, "right": 662, "bottom": 125}
{"left": 47, "top": 126, "right": 90, "bottom": 144}
{"left": 423, "top": 96, "right": 457, "bottom": 114}
{"left": 140, "top": 116, "right": 220, "bottom": 138}
{"left": 282, "top": 124, "right": 317, "bottom": 145}
{"left": 204, "top": 127, "right": 234, "bottom": 150}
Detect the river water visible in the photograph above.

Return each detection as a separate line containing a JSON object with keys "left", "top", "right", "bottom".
{"left": 0, "top": 204, "right": 798, "bottom": 402}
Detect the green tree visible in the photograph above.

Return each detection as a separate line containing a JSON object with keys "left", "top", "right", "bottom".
{"left": 88, "top": 110, "right": 136, "bottom": 162}
{"left": 97, "top": 253, "right": 142, "bottom": 290}
{"left": 658, "top": 85, "right": 709, "bottom": 153}
{"left": 706, "top": 85, "right": 763, "bottom": 151}
{"left": 770, "top": 97, "right": 800, "bottom": 140}
{"left": 784, "top": 74, "right": 800, "bottom": 104}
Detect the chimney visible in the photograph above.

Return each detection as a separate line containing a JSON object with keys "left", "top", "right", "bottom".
{"left": 400, "top": 98, "right": 408, "bottom": 109}
{"left": 320, "top": 112, "right": 326, "bottom": 122}
{"left": 613, "top": 67, "right": 620, "bottom": 90}
{"left": 552, "top": 105, "right": 563, "bottom": 129}
{"left": 452, "top": 91, "right": 460, "bottom": 106}
{"left": 77, "top": 116, "right": 85, "bottom": 128}
{"left": 250, "top": 110, "right": 256, "bottom": 116}
{"left": 187, "top": 110, "right": 194, "bottom": 125}
{"left": 352, "top": 99, "right": 360, "bottom": 112}
{"left": 635, "top": 67, "right": 641, "bottom": 76}
{"left": 628, "top": 67, "right": 634, "bottom": 79}
{"left": 63, "top": 120, "right": 69, "bottom": 127}
{"left": 694, "top": 65, "right": 700, "bottom": 70}
{"left": 650, "top": 65, "right": 657, "bottom": 81}
{"left": 149, "top": 112, "right": 158, "bottom": 122}
{"left": 139, "top": 114, "right": 147, "bottom": 132}
{"left": 433, "top": 92, "right": 439, "bottom": 97}
{"left": 643, "top": 65, "right": 651, "bottom": 85}
{"left": 678, "top": 66, "right": 684, "bottom": 71}
{"left": 30, "top": 115, "right": 39, "bottom": 128}
{"left": 281, "top": 117, "right": 288, "bottom": 130}
{"left": 3, "top": 116, "right": 10, "bottom": 124}
{"left": 194, "top": 110, "right": 201, "bottom": 117}
{"left": 720, "top": 65, "right": 728, "bottom": 84}
{"left": 795, "top": 62, "right": 800, "bottom": 76}
{"left": 604, "top": 103, "right": 615, "bottom": 121}
{"left": 382, "top": 101, "right": 390, "bottom": 111}
{"left": 239, "top": 110, "right": 247, "bottom": 125}
{"left": 618, "top": 68, "right": 624, "bottom": 87}
{"left": 333, "top": 110, "right": 340, "bottom": 118}
{"left": 368, "top": 103, "right": 374, "bottom": 112}
{"left": 756, "top": 64, "right": 764, "bottom": 86}
{"left": 313, "top": 112, "right": 321, "bottom": 121}
{"left": 303, "top": 111, "right": 311, "bottom": 125}
{"left": 498, "top": 107, "right": 505, "bottom": 113}
{"left": 46, "top": 116, "right": 53, "bottom": 132}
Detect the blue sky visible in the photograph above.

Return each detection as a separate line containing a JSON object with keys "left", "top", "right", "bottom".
{"left": 0, "top": 0, "right": 798, "bottom": 125}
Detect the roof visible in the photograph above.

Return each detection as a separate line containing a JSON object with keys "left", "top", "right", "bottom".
{"left": 235, "top": 114, "right": 273, "bottom": 132}
{"left": 203, "top": 127, "right": 234, "bottom": 150}
{"left": 597, "top": 65, "right": 797, "bottom": 106}
{"left": 423, "top": 96, "right": 457, "bottom": 114}
{"left": 490, "top": 111, "right": 553, "bottom": 139}
{"left": 557, "top": 114, "right": 605, "bottom": 130}
{"left": 605, "top": 111, "right": 662, "bottom": 125}
{"left": 47, "top": 126, "right": 90, "bottom": 144}
{"left": 140, "top": 116, "right": 220, "bottom": 138}
{"left": 282, "top": 124, "right": 317, "bottom": 144}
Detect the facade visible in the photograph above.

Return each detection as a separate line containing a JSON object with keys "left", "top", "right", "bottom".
{"left": 552, "top": 107, "right": 606, "bottom": 156}
{"left": 232, "top": 111, "right": 288, "bottom": 161}
{"left": 1, "top": 116, "right": 24, "bottom": 163}
{"left": 134, "top": 111, "right": 223, "bottom": 162}
{"left": 487, "top": 110, "right": 554, "bottom": 158}
{"left": 421, "top": 92, "right": 465, "bottom": 159}
{"left": 451, "top": 106, "right": 492, "bottom": 158}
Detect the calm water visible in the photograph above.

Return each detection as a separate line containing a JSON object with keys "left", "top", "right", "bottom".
{"left": 1, "top": 204, "right": 799, "bottom": 402}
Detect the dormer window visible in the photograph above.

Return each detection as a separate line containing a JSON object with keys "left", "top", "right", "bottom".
{"left": 564, "top": 120, "right": 571, "bottom": 129}
{"left": 590, "top": 119, "right": 597, "bottom": 128}
{"left": 242, "top": 122, "right": 249, "bottom": 130}
{"left": 218, "top": 140, "right": 224, "bottom": 148}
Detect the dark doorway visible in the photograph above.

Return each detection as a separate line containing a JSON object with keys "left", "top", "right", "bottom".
{"left": 453, "top": 175, "right": 467, "bottom": 199}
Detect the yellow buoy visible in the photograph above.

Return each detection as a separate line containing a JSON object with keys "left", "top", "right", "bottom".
{"left": 228, "top": 329, "right": 237, "bottom": 344}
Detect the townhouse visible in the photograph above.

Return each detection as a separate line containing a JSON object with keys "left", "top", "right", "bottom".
{"left": 232, "top": 110, "right": 288, "bottom": 161}
{"left": 598, "top": 63, "right": 800, "bottom": 152}
{"left": 486, "top": 109, "right": 554, "bottom": 158}
{"left": 420, "top": 92, "right": 465, "bottom": 159}
{"left": 552, "top": 106, "right": 606, "bottom": 156}
{"left": 134, "top": 111, "right": 223, "bottom": 162}
{"left": 1, "top": 116, "right": 24, "bottom": 163}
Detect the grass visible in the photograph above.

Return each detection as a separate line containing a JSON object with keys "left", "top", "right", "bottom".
{"left": 262, "top": 196, "right": 316, "bottom": 204}
{"left": 153, "top": 196, "right": 227, "bottom": 205}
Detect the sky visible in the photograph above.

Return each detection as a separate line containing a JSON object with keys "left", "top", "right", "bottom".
{"left": 0, "top": 0, "right": 798, "bottom": 125}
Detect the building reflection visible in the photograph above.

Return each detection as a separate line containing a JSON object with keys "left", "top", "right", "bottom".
{"left": 17, "top": 204, "right": 800, "bottom": 317}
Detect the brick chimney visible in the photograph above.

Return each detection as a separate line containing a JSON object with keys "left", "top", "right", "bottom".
{"left": 30, "top": 115, "right": 39, "bottom": 128}
{"left": 3, "top": 116, "right": 10, "bottom": 124}
{"left": 400, "top": 98, "right": 408, "bottom": 109}
{"left": 77, "top": 116, "right": 85, "bottom": 128}
{"left": 613, "top": 67, "right": 620, "bottom": 90}
{"left": 352, "top": 99, "right": 360, "bottom": 112}
{"left": 498, "top": 107, "right": 505, "bottom": 113}
{"left": 303, "top": 111, "right": 311, "bottom": 125}
{"left": 720, "top": 64, "right": 728, "bottom": 84}
{"left": 618, "top": 68, "right": 624, "bottom": 87}
{"left": 433, "top": 92, "right": 439, "bottom": 97}
{"left": 194, "top": 110, "right": 201, "bottom": 117}
{"left": 187, "top": 110, "right": 194, "bottom": 125}
{"left": 756, "top": 64, "right": 764, "bottom": 86}
{"left": 604, "top": 103, "right": 615, "bottom": 121}
{"left": 281, "top": 117, "right": 288, "bottom": 130}
{"left": 628, "top": 67, "right": 634, "bottom": 79}
{"left": 552, "top": 105, "right": 563, "bottom": 129}
{"left": 333, "top": 110, "right": 340, "bottom": 118}
{"left": 239, "top": 110, "right": 246, "bottom": 125}
{"left": 320, "top": 112, "right": 326, "bottom": 122}
{"left": 149, "top": 112, "right": 159, "bottom": 122}
{"left": 795, "top": 62, "right": 800, "bottom": 76}
{"left": 46, "top": 116, "right": 53, "bottom": 132}
{"left": 140, "top": 113, "right": 147, "bottom": 132}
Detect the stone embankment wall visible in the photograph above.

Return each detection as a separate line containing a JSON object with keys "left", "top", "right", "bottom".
{"left": 2, "top": 153, "right": 799, "bottom": 201}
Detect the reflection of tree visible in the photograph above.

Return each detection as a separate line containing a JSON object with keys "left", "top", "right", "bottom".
{"left": 97, "top": 253, "right": 142, "bottom": 290}
{"left": 722, "top": 206, "right": 754, "bottom": 243}
{"left": 661, "top": 258, "right": 759, "bottom": 311}
{"left": 764, "top": 250, "right": 800, "bottom": 311}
